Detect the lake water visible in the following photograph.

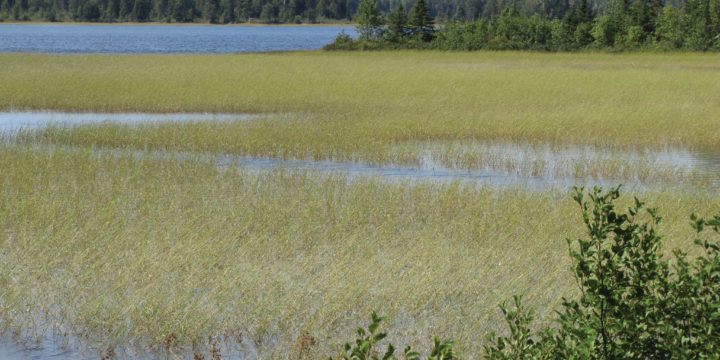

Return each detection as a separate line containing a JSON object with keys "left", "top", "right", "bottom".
{"left": 0, "top": 24, "right": 354, "bottom": 53}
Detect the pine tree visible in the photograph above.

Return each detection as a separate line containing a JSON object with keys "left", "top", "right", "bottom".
{"left": 409, "top": 0, "right": 434, "bottom": 40}
{"left": 564, "top": 0, "right": 592, "bottom": 27}
{"left": 387, "top": 3, "right": 408, "bottom": 41}
{"left": 203, "top": 0, "right": 219, "bottom": 22}
{"left": 132, "top": 0, "right": 152, "bottom": 20}
{"left": 455, "top": 3, "right": 466, "bottom": 21}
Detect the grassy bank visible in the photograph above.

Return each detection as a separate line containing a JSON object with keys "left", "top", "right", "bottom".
{"left": 0, "top": 145, "right": 717, "bottom": 358}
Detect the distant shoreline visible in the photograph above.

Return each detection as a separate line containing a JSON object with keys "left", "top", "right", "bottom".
{"left": 0, "top": 21, "right": 355, "bottom": 27}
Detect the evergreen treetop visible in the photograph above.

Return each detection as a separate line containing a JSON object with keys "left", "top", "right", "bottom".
{"left": 408, "top": 0, "right": 435, "bottom": 40}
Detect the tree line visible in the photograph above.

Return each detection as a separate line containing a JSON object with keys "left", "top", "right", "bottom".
{"left": 325, "top": 0, "right": 720, "bottom": 50}
{"left": 0, "top": 0, "right": 708, "bottom": 26}
{"left": 0, "top": 0, "right": 467, "bottom": 23}
{"left": 0, "top": 0, "right": 361, "bottom": 22}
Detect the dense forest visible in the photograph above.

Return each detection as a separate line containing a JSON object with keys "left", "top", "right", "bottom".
{"left": 0, "top": 0, "right": 698, "bottom": 23}
{"left": 0, "top": 0, "right": 360, "bottom": 23}
{"left": 325, "top": 0, "right": 720, "bottom": 50}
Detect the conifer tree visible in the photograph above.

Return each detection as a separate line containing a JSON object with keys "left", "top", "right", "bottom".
{"left": 455, "top": 3, "right": 466, "bottom": 21}
{"left": 387, "top": 3, "right": 408, "bottom": 41}
{"left": 409, "top": 0, "right": 435, "bottom": 40}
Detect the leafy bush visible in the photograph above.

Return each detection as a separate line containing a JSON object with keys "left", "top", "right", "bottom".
{"left": 323, "top": 31, "right": 359, "bottom": 50}
{"left": 329, "top": 312, "right": 458, "bottom": 360}
{"left": 334, "top": 186, "right": 720, "bottom": 359}
{"left": 485, "top": 186, "right": 720, "bottom": 358}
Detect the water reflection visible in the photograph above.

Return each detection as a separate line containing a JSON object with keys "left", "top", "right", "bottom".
{"left": 0, "top": 328, "right": 255, "bottom": 360}
{"left": 0, "top": 111, "right": 717, "bottom": 190}
{"left": 686, "top": 151, "right": 720, "bottom": 183}
{"left": 220, "top": 154, "right": 633, "bottom": 191}
{"left": 0, "top": 334, "right": 95, "bottom": 360}
{"left": 0, "top": 111, "right": 252, "bottom": 133}
{"left": 408, "top": 141, "right": 720, "bottom": 188}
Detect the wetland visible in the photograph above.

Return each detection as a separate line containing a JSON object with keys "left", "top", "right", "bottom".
{"left": 0, "top": 51, "right": 719, "bottom": 359}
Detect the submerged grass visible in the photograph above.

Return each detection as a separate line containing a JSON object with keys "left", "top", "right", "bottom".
{"left": 0, "top": 145, "right": 717, "bottom": 358}
{"left": 407, "top": 140, "right": 710, "bottom": 186}
{"left": 18, "top": 122, "right": 711, "bottom": 187}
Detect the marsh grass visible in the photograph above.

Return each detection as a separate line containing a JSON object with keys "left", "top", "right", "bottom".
{"left": 2, "top": 51, "right": 720, "bottom": 358}
{"left": 4, "top": 51, "right": 719, "bottom": 186}
{"left": 18, "top": 121, "right": 715, "bottom": 187}
{"left": 2, "top": 51, "right": 719, "bottom": 151}
{"left": 0, "top": 145, "right": 717, "bottom": 358}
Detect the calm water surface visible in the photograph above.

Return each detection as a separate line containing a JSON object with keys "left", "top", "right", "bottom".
{"left": 0, "top": 111, "right": 253, "bottom": 132}
{"left": 0, "top": 24, "right": 354, "bottom": 53}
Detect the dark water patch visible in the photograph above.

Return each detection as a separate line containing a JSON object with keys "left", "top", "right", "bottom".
{"left": 0, "top": 330, "right": 256, "bottom": 360}
{"left": 0, "top": 305, "right": 264, "bottom": 360}
{"left": 0, "top": 24, "right": 354, "bottom": 54}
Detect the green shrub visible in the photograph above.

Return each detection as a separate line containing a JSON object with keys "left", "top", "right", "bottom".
{"left": 485, "top": 186, "right": 720, "bottom": 358}
{"left": 329, "top": 312, "right": 458, "bottom": 360}
{"left": 337, "top": 186, "right": 720, "bottom": 359}
{"left": 323, "top": 30, "right": 359, "bottom": 50}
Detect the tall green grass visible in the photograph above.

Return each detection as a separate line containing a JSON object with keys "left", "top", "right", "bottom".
{"left": 0, "top": 145, "right": 717, "bottom": 358}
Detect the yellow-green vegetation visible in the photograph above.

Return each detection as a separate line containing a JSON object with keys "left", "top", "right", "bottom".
{"left": 0, "top": 145, "right": 717, "bottom": 358}
{"left": 17, "top": 123, "right": 712, "bottom": 186}
{"left": 1, "top": 52, "right": 719, "bottom": 152}
{"left": 4, "top": 51, "right": 720, "bottom": 185}
{"left": 1, "top": 51, "right": 719, "bottom": 358}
